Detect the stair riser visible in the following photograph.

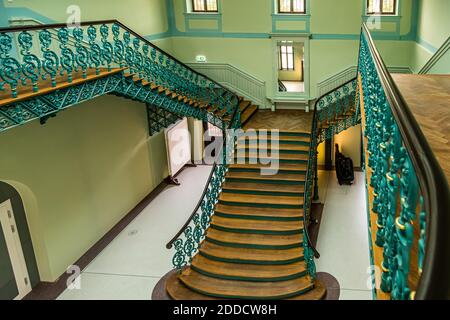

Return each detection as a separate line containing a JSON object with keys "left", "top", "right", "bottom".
{"left": 228, "top": 168, "right": 306, "bottom": 175}
{"left": 205, "top": 236, "right": 302, "bottom": 250}
{"left": 218, "top": 200, "right": 303, "bottom": 210}
{"left": 210, "top": 224, "right": 303, "bottom": 236}
{"left": 222, "top": 189, "right": 304, "bottom": 197}
{"left": 199, "top": 251, "right": 305, "bottom": 265}
{"left": 179, "top": 280, "right": 313, "bottom": 300}
{"left": 238, "top": 140, "right": 310, "bottom": 146}
{"left": 240, "top": 104, "right": 250, "bottom": 113}
{"left": 225, "top": 178, "right": 305, "bottom": 185}
{"left": 215, "top": 211, "right": 303, "bottom": 222}
{"left": 191, "top": 265, "right": 308, "bottom": 283}
{"left": 236, "top": 148, "right": 308, "bottom": 155}
{"left": 243, "top": 131, "right": 310, "bottom": 138}
{"left": 234, "top": 158, "right": 308, "bottom": 164}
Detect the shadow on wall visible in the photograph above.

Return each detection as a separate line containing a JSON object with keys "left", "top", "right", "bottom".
{"left": 0, "top": 180, "right": 45, "bottom": 299}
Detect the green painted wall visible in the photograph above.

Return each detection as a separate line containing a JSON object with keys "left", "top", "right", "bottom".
{"left": 416, "top": 0, "right": 450, "bottom": 49}
{"left": 410, "top": 0, "right": 450, "bottom": 73}
{"left": 0, "top": 0, "right": 175, "bottom": 284}
{"left": 428, "top": 51, "right": 450, "bottom": 74}
{"left": 169, "top": 0, "right": 416, "bottom": 100}
{"left": 2, "top": 0, "right": 169, "bottom": 36}
{"left": 0, "top": 96, "right": 169, "bottom": 282}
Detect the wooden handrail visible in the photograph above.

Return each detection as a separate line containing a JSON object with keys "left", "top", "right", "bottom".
{"left": 361, "top": 24, "right": 450, "bottom": 300}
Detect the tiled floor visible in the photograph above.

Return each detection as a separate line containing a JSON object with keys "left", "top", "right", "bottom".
{"left": 58, "top": 165, "right": 213, "bottom": 300}
{"left": 280, "top": 80, "right": 305, "bottom": 93}
{"left": 315, "top": 170, "right": 374, "bottom": 300}
{"left": 58, "top": 166, "right": 373, "bottom": 300}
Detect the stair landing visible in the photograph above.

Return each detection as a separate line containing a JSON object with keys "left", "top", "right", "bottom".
{"left": 392, "top": 74, "right": 450, "bottom": 182}
{"left": 243, "top": 110, "right": 313, "bottom": 132}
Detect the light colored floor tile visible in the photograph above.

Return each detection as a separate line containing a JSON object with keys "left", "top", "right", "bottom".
{"left": 316, "top": 170, "right": 330, "bottom": 203}
{"left": 58, "top": 165, "right": 213, "bottom": 300}
{"left": 340, "top": 289, "right": 373, "bottom": 300}
{"left": 316, "top": 171, "right": 372, "bottom": 291}
{"left": 57, "top": 273, "right": 159, "bottom": 300}
{"left": 83, "top": 165, "right": 212, "bottom": 278}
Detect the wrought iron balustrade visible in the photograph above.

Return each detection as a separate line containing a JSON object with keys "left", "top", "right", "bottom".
{"left": 166, "top": 127, "right": 237, "bottom": 270}
{"left": 316, "top": 78, "right": 360, "bottom": 144}
{"left": 0, "top": 20, "right": 240, "bottom": 129}
{"left": 305, "top": 75, "right": 359, "bottom": 281}
{"left": 358, "top": 24, "right": 450, "bottom": 300}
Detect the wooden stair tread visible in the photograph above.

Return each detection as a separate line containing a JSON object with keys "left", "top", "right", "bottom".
{"left": 239, "top": 100, "right": 251, "bottom": 111}
{"left": 287, "top": 281, "right": 327, "bottom": 300}
{"left": 0, "top": 67, "right": 125, "bottom": 107}
{"left": 200, "top": 241, "right": 304, "bottom": 262}
{"left": 226, "top": 171, "right": 306, "bottom": 182}
{"left": 179, "top": 269, "right": 313, "bottom": 299}
{"left": 219, "top": 193, "right": 304, "bottom": 206}
{"left": 215, "top": 203, "right": 303, "bottom": 219}
{"left": 236, "top": 143, "right": 309, "bottom": 152}
{"left": 166, "top": 272, "right": 217, "bottom": 300}
{"left": 244, "top": 129, "right": 310, "bottom": 135}
{"left": 235, "top": 152, "right": 309, "bottom": 161}
{"left": 240, "top": 105, "right": 258, "bottom": 124}
{"left": 167, "top": 272, "right": 325, "bottom": 300}
{"left": 206, "top": 228, "right": 302, "bottom": 247}
{"left": 239, "top": 135, "right": 311, "bottom": 143}
{"left": 211, "top": 216, "right": 303, "bottom": 232}
{"left": 192, "top": 255, "right": 306, "bottom": 279}
{"left": 229, "top": 163, "right": 307, "bottom": 172}
{"left": 222, "top": 181, "right": 305, "bottom": 194}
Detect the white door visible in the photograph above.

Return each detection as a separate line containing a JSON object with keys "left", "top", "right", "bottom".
{"left": 0, "top": 200, "right": 32, "bottom": 300}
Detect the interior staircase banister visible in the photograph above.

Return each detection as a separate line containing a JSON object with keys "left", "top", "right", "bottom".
{"left": 315, "top": 78, "right": 357, "bottom": 107}
{"left": 166, "top": 163, "right": 218, "bottom": 250}
{"left": 361, "top": 23, "right": 450, "bottom": 300}
{"left": 0, "top": 19, "right": 239, "bottom": 105}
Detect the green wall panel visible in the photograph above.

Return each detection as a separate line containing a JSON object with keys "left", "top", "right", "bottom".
{"left": 411, "top": 0, "right": 450, "bottom": 73}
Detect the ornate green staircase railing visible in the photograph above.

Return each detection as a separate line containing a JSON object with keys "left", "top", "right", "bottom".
{"left": 307, "top": 24, "right": 450, "bottom": 300}
{"left": 315, "top": 78, "right": 360, "bottom": 144}
{"left": 0, "top": 20, "right": 241, "bottom": 134}
{"left": 166, "top": 127, "right": 236, "bottom": 268}
{"left": 358, "top": 24, "right": 450, "bottom": 300}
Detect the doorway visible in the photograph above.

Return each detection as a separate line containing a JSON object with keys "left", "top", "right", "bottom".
{"left": 272, "top": 35, "right": 310, "bottom": 101}
{"left": 277, "top": 41, "right": 305, "bottom": 93}
{"left": 0, "top": 200, "right": 32, "bottom": 300}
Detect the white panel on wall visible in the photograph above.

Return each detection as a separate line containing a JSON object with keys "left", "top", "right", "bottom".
{"left": 165, "top": 118, "right": 192, "bottom": 177}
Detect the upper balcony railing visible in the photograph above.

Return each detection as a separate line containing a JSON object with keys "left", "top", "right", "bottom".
{"left": 0, "top": 20, "right": 241, "bottom": 127}
{"left": 359, "top": 23, "right": 450, "bottom": 300}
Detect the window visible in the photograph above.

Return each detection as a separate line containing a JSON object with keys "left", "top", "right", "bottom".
{"left": 192, "top": 0, "right": 218, "bottom": 12}
{"left": 278, "top": 0, "right": 306, "bottom": 14}
{"left": 367, "top": 0, "right": 397, "bottom": 15}
{"left": 279, "top": 45, "right": 295, "bottom": 71}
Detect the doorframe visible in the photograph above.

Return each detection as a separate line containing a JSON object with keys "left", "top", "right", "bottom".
{"left": 0, "top": 200, "right": 32, "bottom": 300}
{"left": 271, "top": 34, "right": 311, "bottom": 100}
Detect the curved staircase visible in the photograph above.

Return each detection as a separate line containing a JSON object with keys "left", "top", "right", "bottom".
{"left": 166, "top": 130, "right": 326, "bottom": 300}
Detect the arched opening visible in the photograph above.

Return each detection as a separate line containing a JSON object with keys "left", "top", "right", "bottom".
{"left": 0, "top": 182, "right": 40, "bottom": 300}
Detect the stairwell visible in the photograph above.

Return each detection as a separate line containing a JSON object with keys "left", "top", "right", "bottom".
{"left": 165, "top": 128, "right": 326, "bottom": 300}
